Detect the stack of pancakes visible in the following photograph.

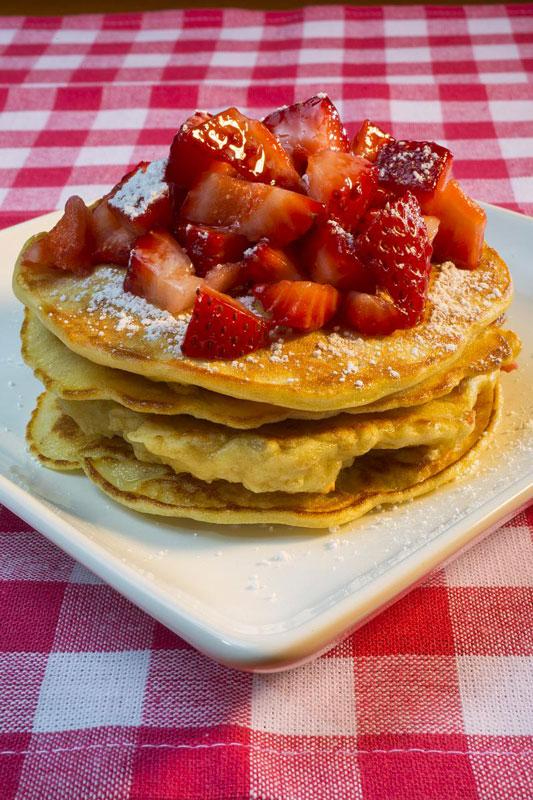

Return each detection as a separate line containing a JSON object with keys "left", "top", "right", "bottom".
{"left": 15, "top": 238, "right": 520, "bottom": 528}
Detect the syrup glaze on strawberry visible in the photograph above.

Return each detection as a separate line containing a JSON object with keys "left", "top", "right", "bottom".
{"left": 23, "top": 95, "right": 488, "bottom": 359}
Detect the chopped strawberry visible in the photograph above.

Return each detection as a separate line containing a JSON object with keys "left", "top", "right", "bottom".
{"left": 181, "top": 171, "right": 323, "bottom": 246}
{"left": 303, "top": 220, "right": 374, "bottom": 292}
{"left": 376, "top": 139, "right": 453, "bottom": 202}
{"left": 107, "top": 159, "right": 171, "bottom": 234}
{"left": 166, "top": 111, "right": 215, "bottom": 187}
{"left": 352, "top": 119, "right": 393, "bottom": 162}
{"left": 91, "top": 199, "right": 136, "bottom": 267}
{"left": 355, "top": 192, "right": 432, "bottom": 326}
{"left": 26, "top": 196, "right": 94, "bottom": 274}
{"left": 341, "top": 291, "right": 403, "bottom": 336}
{"left": 167, "top": 107, "right": 301, "bottom": 190}
{"left": 263, "top": 94, "right": 349, "bottom": 173}
{"left": 305, "top": 150, "right": 378, "bottom": 231}
{"left": 124, "top": 229, "right": 203, "bottom": 314}
{"left": 422, "top": 179, "right": 486, "bottom": 270}
{"left": 254, "top": 280, "right": 339, "bottom": 332}
{"left": 243, "top": 240, "right": 302, "bottom": 283}
{"left": 181, "top": 286, "right": 270, "bottom": 360}
{"left": 423, "top": 215, "right": 440, "bottom": 245}
{"left": 175, "top": 222, "right": 247, "bottom": 276}
{"left": 204, "top": 262, "right": 244, "bottom": 293}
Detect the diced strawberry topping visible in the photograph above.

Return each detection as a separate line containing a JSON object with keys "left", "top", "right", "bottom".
{"left": 423, "top": 215, "right": 440, "bottom": 245}
{"left": 124, "top": 229, "right": 202, "bottom": 314}
{"left": 305, "top": 150, "right": 378, "bottom": 231}
{"left": 422, "top": 179, "right": 486, "bottom": 270}
{"left": 167, "top": 107, "right": 301, "bottom": 190}
{"left": 352, "top": 119, "right": 393, "bottom": 162}
{"left": 303, "top": 220, "right": 374, "bottom": 292}
{"left": 181, "top": 171, "right": 323, "bottom": 246}
{"left": 166, "top": 111, "right": 214, "bottom": 188}
{"left": 355, "top": 192, "right": 432, "bottom": 326}
{"left": 175, "top": 222, "right": 247, "bottom": 276}
{"left": 204, "top": 262, "right": 244, "bottom": 294}
{"left": 263, "top": 94, "right": 349, "bottom": 173}
{"left": 182, "top": 286, "right": 270, "bottom": 359}
{"left": 24, "top": 196, "right": 94, "bottom": 274}
{"left": 376, "top": 139, "right": 453, "bottom": 201}
{"left": 341, "top": 291, "right": 403, "bottom": 336}
{"left": 107, "top": 160, "right": 171, "bottom": 234}
{"left": 254, "top": 280, "right": 339, "bottom": 332}
{"left": 91, "top": 199, "right": 136, "bottom": 267}
{"left": 243, "top": 241, "right": 302, "bottom": 283}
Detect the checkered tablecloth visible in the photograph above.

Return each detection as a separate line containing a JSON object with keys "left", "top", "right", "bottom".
{"left": 1, "top": 5, "right": 532, "bottom": 799}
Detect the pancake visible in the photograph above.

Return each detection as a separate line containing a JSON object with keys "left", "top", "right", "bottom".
{"left": 14, "top": 237, "right": 512, "bottom": 412}
{"left": 27, "top": 376, "right": 500, "bottom": 528}
{"left": 22, "top": 309, "right": 519, "bottom": 428}
{"left": 56, "top": 374, "right": 484, "bottom": 494}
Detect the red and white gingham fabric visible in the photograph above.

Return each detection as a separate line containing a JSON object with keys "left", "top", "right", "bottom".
{"left": 0, "top": 5, "right": 532, "bottom": 798}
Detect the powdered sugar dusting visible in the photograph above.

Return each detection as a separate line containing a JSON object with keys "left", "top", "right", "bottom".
{"left": 109, "top": 159, "right": 168, "bottom": 222}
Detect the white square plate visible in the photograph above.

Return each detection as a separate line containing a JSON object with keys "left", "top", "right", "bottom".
{"left": 1, "top": 204, "right": 531, "bottom": 672}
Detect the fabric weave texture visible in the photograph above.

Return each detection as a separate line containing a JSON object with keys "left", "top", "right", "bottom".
{"left": 0, "top": 4, "right": 532, "bottom": 798}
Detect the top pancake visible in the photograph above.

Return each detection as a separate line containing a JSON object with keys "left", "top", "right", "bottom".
{"left": 14, "top": 236, "right": 512, "bottom": 412}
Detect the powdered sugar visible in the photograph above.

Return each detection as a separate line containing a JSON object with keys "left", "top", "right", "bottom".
{"left": 109, "top": 159, "right": 168, "bottom": 223}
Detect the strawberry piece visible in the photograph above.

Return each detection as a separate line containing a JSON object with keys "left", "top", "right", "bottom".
{"left": 181, "top": 171, "right": 323, "bottom": 246}
{"left": 303, "top": 220, "right": 374, "bottom": 292}
{"left": 175, "top": 222, "right": 247, "bottom": 276}
{"left": 181, "top": 286, "right": 270, "bottom": 360}
{"left": 167, "top": 107, "right": 301, "bottom": 190}
{"left": 305, "top": 150, "right": 378, "bottom": 231}
{"left": 204, "top": 262, "right": 244, "bottom": 293}
{"left": 352, "top": 119, "right": 393, "bottom": 163}
{"left": 422, "top": 179, "right": 486, "bottom": 270}
{"left": 91, "top": 199, "right": 136, "bottom": 267}
{"left": 108, "top": 159, "right": 171, "bottom": 234}
{"left": 29, "top": 195, "right": 94, "bottom": 274}
{"left": 263, "top": 94, "right": 349, "bottom": 173}
{"left": 423, "top": 215, "right": 440, "bottom": 245}
{"left": 341, "top": 291, "right": 403, "bottom": 336}
{"left": 355, "top": 192, "right": 432, "bottom": 326}
{"left": 376, "top": 139, "right": 453, "bottom": 202}
{"left": 243, "top": 241, "right": 302, "bottom": 283}
{"left": 166, "top": 111, "right": 215, "bottom": 188}
{"left": 124, "top": 229, "right": 203, "bottom": 314}
{"left": 254, "top": 280, "right": 339, "bottom": 332}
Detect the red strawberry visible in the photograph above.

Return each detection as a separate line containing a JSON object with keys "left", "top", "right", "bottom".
{"left": 181, "top": 171, "right": 323, "bottom": 246}
{"left": 352, "top": 119, "right": 393, "bottom": 162}
{"left": 107, "top": 159, "right": 171, "bottom": 234}
{"left": 263, "top": 94, "right": 349, "bottom": 173}
{"left": 376, "top": 139, "right": 453, "bottom": 202}
{"left": 166, "top": 111, "right": 214, "bottom": 188}
{"left": 175, "top": 222, "right": 247, "bottom": 276}
{"left": 303, "top": 220, "right": 374, "bottom": 291}
{"left": 167, "top": 107, "right": 301, "bottom": 190}
{"left": 422, "top": 179, "right": 485, "bottom": 270}
{"left": 305, "top": 150, "right": 378, "bottom": 231}
{"left": 181, "top": 286, "right": 270, "bottom": 360}
{"left": 254, "top": 280, "right": 339, "bottom": 332}
{"left": 29, "top": 195, "right": 94, "bottom": 274}
{"left": 124, "top": 229, "right": 202, "bottom": 314}
{"left": 341, "top": 291, "right": 403, "bottom": 336}
{"left": 355, "top": 192, "right": 432, "bottom": 325}
{"left": 91, "top": 199, "right": 136, "bottom": 267}
{"left": 243, "top": 240, "right": 302, "bottom": 283}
